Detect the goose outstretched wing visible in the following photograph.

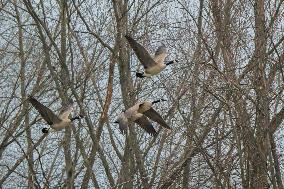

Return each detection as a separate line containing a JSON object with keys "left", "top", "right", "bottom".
{"left": 134, "top": 115, "right": 158, "bottom": 136}
{"left": 143, "top": 107, "right": 171, "bottom": 130}
{"left": 59, "top": 101, "right": 74, "bottom": 120}
{"left": 28, "top": 96, "right": 61, "bottom": 125}
{"left": 125, "top": 35, "right": 157, "bottom": 69}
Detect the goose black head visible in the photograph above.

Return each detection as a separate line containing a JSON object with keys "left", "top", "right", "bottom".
{"left": 136, "top": 72, "right": 146, "bottom": 78}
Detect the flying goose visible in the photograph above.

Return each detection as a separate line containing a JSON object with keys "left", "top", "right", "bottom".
{"left": 115, "top": 99, "right": 171, "bottom": 136}
{"left": 115, "top": 111, "right": 158, "bottom": 136}
{"left": 28, "top": 96, "right": 83, "bottom": 133}
{"left": 125, "top": 35, "right": 176, "bottom": 78}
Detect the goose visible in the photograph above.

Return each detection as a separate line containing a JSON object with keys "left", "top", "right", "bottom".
{"left": 114, "top": 99, "right": 171, "bottom": 136}
{"left": 115, "top": 111, "right": 158, "bottom": 136}
{"left": 125, "top": 35, "right": 176, "bottom": 78}
{"left": 28, "top": 96, "right": 83, "bottom": 133}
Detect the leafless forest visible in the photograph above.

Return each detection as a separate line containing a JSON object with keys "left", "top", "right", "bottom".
{"left": 1, "top": 0, "right": 284, "bottom": 188}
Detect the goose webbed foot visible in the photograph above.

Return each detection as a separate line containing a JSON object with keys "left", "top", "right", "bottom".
{"left": 42, "top": 127, "right": 49, "bottom": 133}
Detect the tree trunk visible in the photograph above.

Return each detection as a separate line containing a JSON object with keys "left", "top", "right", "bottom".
{"left": 251, "top": 0, "right": 269, "bottom": 188}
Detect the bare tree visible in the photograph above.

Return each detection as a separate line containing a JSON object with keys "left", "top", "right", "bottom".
{"left": 0, "top": 0, "right": 284, "bottom": 188}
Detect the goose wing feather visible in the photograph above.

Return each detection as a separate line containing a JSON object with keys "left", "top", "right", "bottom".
{"left": 134, "top": 115, "right": 158, "bottom": 136}
{"left": 117, "top": 113, "right": 128, "bottom": 135}
{"left": 28, "top": 96, "right": 61, "bottom": 125}
{"left": 143, "top": 107, "right": 171, "bottom": 129}
{"left": 59, "top": 103, "right": 74, "bottom": 120}
{"left": 125, "top": 35, "right": 157, "bottom": 68}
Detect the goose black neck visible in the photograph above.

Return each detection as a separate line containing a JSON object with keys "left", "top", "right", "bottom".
{"left": 70, "top": 115, "right": 83, "bottom": 122}
{"left": 152, "top": 99, "right": 166, "bottom": 104}
{"left": 165, "top": 60, "right": 174, "bottom": 66}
